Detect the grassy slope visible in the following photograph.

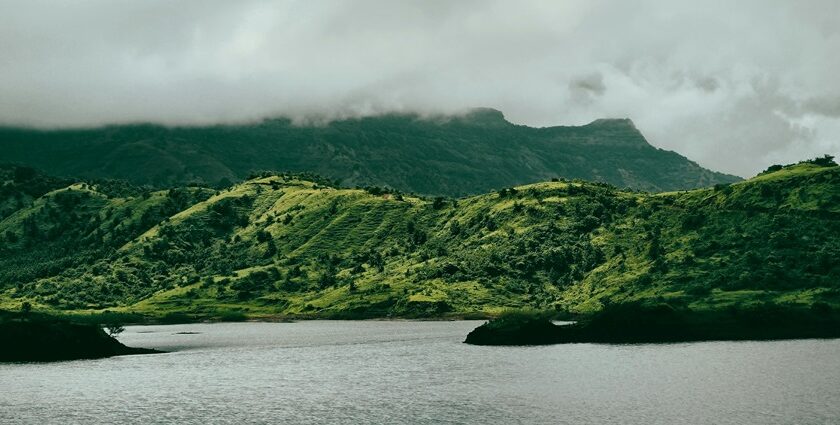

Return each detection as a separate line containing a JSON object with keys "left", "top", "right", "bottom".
{"left": 0, "top": 163, "right": 837, "bottom": 320}
{"left": 567, "top": 163, "right": 840, "bottom": 312}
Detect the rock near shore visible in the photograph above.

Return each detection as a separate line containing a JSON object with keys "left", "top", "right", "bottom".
{"left": 0, "top": 320, "right": 160, "bottom": 362}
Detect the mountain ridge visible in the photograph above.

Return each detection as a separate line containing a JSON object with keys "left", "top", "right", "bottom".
{"left": 0, "top": 108, "right": 739, "bottom": 195}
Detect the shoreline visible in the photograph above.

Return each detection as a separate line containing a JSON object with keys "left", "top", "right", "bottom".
{"left": 464, "top": 304, "right": 840, "bottom": 346}
{"left": 0, "top": 319, "right": 163, "bottom": 363}
{"left": 1, "top": 309, "right": 502, "bottom": 327}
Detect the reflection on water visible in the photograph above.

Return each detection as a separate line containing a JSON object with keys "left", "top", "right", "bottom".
{"left": 1, "top": 321, "right": 839, "bottom": 424}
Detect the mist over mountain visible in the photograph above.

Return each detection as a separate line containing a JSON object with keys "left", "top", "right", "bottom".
{"left": 0, "top": 108, "right": 738, "bottom": 195}
{"left": 3, "top": 2, "right": 840, "bottom": 421}
{"left": 2, "top": 1, "right": 838, "bottom": 177}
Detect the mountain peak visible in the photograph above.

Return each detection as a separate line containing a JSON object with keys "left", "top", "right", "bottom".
{"left": 457, "top": 108, "right": 509, "bottom": 126}
{"left": 0, "top": 111, "right": 739, "bottom": 194}
{"left": 586, "top": 118, "right": 637, "bottom": 129}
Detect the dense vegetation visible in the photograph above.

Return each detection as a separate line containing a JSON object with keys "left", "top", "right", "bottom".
{"left": 0, "top": 157, "right": 837, "bottom": 321}
{"left": 0, "top": 109, "right": 738, "bottom": 195}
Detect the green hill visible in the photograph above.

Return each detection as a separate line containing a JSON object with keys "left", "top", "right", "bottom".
{"left": 0, "top": 109, "right": 739, "bottom": 196}
{"left": 0, "top": 158, "right": 836, "bottom": 320}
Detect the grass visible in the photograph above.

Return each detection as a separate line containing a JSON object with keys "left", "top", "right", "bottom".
{"left": 1, "top": 161, "right": 838, "bottom": 321}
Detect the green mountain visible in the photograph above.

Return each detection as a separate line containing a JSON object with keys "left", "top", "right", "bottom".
{"left": 0, "top": 159, "right": 837, "bottom": 319}
{"left": 0, "top": 109, "right": 739, "bottom": 196}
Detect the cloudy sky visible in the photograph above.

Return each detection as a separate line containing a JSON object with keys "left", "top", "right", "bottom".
{"left": 1, "top": 0, "right": 838, "bottom": 176}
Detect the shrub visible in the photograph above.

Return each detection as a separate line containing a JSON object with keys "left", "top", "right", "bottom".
{"left": 806, "top": 154, "right": 837, "bottom": 167}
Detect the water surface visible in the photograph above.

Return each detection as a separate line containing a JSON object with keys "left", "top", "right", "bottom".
{"left": 2, "top": 321, "right": 839, "bottom": 424}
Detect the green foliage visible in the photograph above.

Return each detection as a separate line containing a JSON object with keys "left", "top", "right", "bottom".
{"left": 0, "top": 161, "right": 837, "bottom": 320}
{"left": 104, "top": 323, "right": 125, "bottom": 337}
{"left": 805, "top": 154, "right": 837, "bottom": 167}
{"left": 0, "top": 111, "right": 739, "bottom": 196}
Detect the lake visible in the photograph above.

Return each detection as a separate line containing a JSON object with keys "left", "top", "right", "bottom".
{"left": 2, "top": 321, "right": 839, "bottom": 424}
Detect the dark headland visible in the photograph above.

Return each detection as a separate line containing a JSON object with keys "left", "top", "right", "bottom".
{"left": 0, "top": 312, "right": 161, "bottom": 362}
{"left": 464, "top": 303, "right": 840, "bottom": 346}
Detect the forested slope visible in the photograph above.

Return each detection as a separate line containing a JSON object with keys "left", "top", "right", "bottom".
{"left": 0, "top": 109, "right": 739, "bottom": 195}
{"left": 0, "top": 159, "right": 836, "bottom": 319}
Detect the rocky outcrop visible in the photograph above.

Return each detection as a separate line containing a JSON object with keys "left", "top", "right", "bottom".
{"left": 0, "top": 320, "right": 160, "bottom": 362}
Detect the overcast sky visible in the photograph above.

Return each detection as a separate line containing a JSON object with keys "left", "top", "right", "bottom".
{"left": 1, "top": 0, "right": 839, "bottom": 176}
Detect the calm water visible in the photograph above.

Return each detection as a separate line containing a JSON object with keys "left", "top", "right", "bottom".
{"left": 1, "top": 321, "right": 839, "bottom": 424}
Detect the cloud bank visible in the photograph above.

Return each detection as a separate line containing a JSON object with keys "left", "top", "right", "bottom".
{"left": 1, "top": 0, "right": 839, "bottom": 176}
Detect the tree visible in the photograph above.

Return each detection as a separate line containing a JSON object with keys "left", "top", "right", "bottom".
{"left": 318, "top": 270, "right": 336, "bottom": 288}
{"left": 810, "top": 154, "right": 837, "bottom": 167}
{"left": 713, "top": 183, "right": 732, "bottom": 194}
{"left": 265, "top": 239, "right": 277, "bottom": 258}
{"left": 762, "top": 164, "right": 783, "bottom": 174}
{"left": 105, "top": 323, "right": 125, "bottom": 337}
{"left": 20, "top": 301, "right": 32, "bottom": 315}
{"left": 256, "top": 230, "right": 271, "bottom": 242}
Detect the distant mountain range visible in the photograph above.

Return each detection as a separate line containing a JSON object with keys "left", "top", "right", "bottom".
{"left": 0, "top": 108, "right": 739, "bottom": 195}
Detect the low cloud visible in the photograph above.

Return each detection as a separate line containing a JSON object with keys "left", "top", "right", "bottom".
{"left": 804, "top": 97, "right": 840, "bottom": 118}
{"left": 0, "top": 0, "right": 838, "bottom": 176}
{"left": 570, "top": 72, "right": 606, "bottom": 104}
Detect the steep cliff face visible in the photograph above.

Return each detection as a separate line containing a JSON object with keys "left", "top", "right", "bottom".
{"left": 0, "top": 109, "right": 739, "bottom": 195}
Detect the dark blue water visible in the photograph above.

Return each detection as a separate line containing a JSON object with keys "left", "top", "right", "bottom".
{"left": 2, "top": 321, "right": 839, "bottom": 424}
